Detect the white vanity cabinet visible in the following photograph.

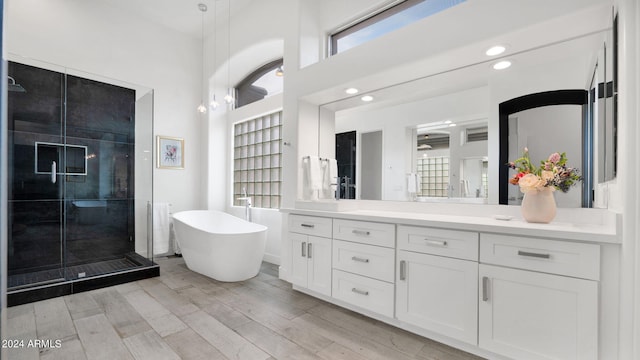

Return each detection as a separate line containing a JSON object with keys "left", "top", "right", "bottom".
{"left": 289, "top": 215, "right": 333, "bottom": 296}
{"left": 396, "top": 226, "right": 479, "bottom": 345}
{"left": 331, "top": 219, "right": 396, "bottom": 317}
{"left": 283, "top": 209, "right": 616, "bottom": 360}
{"left": 478, "top": 233, "right": 600, "bottom": 360}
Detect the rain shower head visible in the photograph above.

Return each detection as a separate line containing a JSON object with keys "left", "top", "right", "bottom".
{"left": 8, "top": 76, "right": 26, "bottom": 93}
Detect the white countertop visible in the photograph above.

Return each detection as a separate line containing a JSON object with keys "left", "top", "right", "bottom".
{"left": 282, "top": 206, "right": 621, "bottom": 244}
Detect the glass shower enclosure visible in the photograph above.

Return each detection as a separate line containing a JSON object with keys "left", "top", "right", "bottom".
{"left": 6, "top": 57, "right": 158, "bottom": 305}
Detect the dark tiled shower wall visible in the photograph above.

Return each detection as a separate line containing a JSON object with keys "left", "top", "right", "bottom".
{"left": 7, "top": 62, "right": 137, "bottom": 278}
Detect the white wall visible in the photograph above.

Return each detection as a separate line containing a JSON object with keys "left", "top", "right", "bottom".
{"left": 6, "top": 0, "right": 205, "bottom": 218}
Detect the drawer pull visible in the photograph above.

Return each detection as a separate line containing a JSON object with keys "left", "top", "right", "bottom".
{"left": 352, "top": 230, "right": 371, "bottom": 236}
{"left": 351, "top": 256, "right": 370, "bottom": 263}
{"left": 425, "top": 239, "right": 448, "bottom": 247}
{"left": 482, "top": 276, "right": 490, "bottom": 301}
{"left": 301, "top": 242, "right": 306, "bottom": 257}
{"left": 307, "top": 243, "right": 312, "bottom": 259}
{"left": 517, "top": 250, "right": 551, "bottom": 259}
{"left": 351, "top": 288, "right": 369, "bottom": 296}
{"left": 399, "top": 260, "right": 407, "bottom": 280}
{"left": 300, "top": 223, "right": 315, "bottom": 228}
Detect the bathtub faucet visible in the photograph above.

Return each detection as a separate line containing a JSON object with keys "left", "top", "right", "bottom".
{"left": 237, "top": 195, "right": 252, "bottom": 222}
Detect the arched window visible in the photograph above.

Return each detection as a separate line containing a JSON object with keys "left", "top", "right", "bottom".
{"left": 235, "top": 58, "right": 283, "bottom": 108}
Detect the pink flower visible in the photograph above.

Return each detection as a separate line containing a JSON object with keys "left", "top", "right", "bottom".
{"left": 518, "top": 173, "right": 545, "bottom": 193}
{"left": 548, "top": 152, "right": 561, "bottom": 163}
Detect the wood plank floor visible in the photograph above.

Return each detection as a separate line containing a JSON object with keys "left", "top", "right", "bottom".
{"left": 5, "top": 257, "right": 485, "bottom": 360}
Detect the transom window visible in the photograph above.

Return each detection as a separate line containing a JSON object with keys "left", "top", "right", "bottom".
{"left": 235, "top": 59, "right": 283, "bottom": 108}
{"left": 330, "top": 0, "right": 466, "bottom": 55}
{"left": 233, "top": 111, "right": 282, "bottom": 209}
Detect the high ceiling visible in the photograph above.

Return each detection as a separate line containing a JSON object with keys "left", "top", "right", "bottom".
{"left": 104, "top": 0, "right": 254, "bottom": 38}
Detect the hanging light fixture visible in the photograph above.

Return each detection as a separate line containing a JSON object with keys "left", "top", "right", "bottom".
{"left": 209, "top": 0, "right": 219, "bottom": 110}
{"left": 223, "top": 0, "right": 235, "bottom": 105}
{"left": 197, "top": 3, "right": 208, "bottom": 114}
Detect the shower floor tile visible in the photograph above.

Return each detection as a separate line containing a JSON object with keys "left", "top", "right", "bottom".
{"left": 8, "top": 255, "right": 145, "bottom": 289}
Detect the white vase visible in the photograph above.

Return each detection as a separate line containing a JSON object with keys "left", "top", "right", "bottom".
{"left": 521, "top": 187, "right": 557, "bottom": 223}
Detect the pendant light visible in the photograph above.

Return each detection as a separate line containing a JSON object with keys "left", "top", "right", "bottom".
{"left": 197, "top": 3, "right": 208, "bottom": 113}
{"left": 209, "top": 0, "right": 219, "bottom": 110}
{"left": 223, "top": 0, "right": 234, "bottom": 105}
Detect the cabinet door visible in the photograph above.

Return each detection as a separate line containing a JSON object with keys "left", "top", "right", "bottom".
{"left": 307, "top": 235, "right": 332, "bottom": 296}
{"left": 289, "top": 232, "right": 309, "bottom": 288}
{"left": 479, "top": 264, "right": 598, "bottom": 360}
{"left": 396, "top": 250, "right": 478, "bottom": 344}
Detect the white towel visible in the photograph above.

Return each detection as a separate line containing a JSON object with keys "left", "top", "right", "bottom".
{"left": 461, "top": 179, "right": 470, "bottom": 197}
{"left": 304, "top": 156, "right": 323, "bottom": 191}
{"left": 153, "top": 202, "right": 171, "bottom": 255}
{"left": 328, "top": 159, "right": 338, "bottom": 189}
{"left": 407, "top": 173, "right": 418, "bottom": 193}
{"left": 321, "top": 158, "right": 339, "bottom": 199}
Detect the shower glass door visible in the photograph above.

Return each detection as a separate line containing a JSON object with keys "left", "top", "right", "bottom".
{"left": 63, "top": 70, "right": 138, "bottom": 278}
{"left": 7, "top": 61, "right": 66, "bottom": 288}
{"left": 7, "top": 57, "right": 155, "bottom": 293}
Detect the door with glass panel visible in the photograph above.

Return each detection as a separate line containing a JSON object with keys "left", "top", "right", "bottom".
{"left": 7, "top": 62, "right": 66, "bottom": 288}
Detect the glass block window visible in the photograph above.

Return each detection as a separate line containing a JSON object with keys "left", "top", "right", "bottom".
{"left": 417, "top": 156, "right": 449, "bottom": 197}
{"left": 482, "top": 160, "right": 488, "bottom": 198}
{"left": 233, "top": 111, "right": 282, "bottom": 209}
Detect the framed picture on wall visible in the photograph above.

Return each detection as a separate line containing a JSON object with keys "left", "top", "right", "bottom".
{"left": 157, "top": 136, "right": 184, "bottom": 169}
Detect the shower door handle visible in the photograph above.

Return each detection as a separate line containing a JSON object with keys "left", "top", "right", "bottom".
{"left": 51, "top": 161, "right": 57, "bottom": 184}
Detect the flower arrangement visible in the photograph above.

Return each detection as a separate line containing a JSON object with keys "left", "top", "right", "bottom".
{"left": 507, "top": 148, "right": 582, "bottom": 193}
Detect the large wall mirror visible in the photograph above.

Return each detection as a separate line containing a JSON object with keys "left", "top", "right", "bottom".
{"left": 319, "top": 24, "right": 614, "bottom": 208}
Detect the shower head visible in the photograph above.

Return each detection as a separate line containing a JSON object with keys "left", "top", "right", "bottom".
{"left": 8, "top": 76, "right": 26, "bottom": 93}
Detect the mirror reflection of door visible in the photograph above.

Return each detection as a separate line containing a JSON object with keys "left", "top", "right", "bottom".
{"left": 335, "top": 131, "right": 356, "bottom": 199}
{"left": 507, "top": 105, "right": 583, "bottom": 207}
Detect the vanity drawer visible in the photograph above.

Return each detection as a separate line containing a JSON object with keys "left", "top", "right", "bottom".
{"left": 332, "top": 269, "right": 394, "bottom": 318}
{"left": 333, "top": 240, "right": 395, "bottom": 282}
{"left": 480, "top": 233, "right": 600, "bottom": 280}
{"left": 289, "top": 215, "right": 332, "bottom": 238}
{"left": 398, "top": 226, "right": 479, "bottom": 261}
{"left": 333, "top": 219, "right": 395, "bottom": 248}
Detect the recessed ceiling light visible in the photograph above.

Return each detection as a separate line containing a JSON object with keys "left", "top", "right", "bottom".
{"left": 493, "top": 60, "right": 512, "bottom": 70}
{"left": 486, "top": 45, "right": 506, "bottom": 56}
{"left": 444, "top": 120, "right": 452, "bottom": 124}
{"left": 449, "top": 123, "right": 457, "bottom": 127}
{"left": 345, "top": 88, "right": 359, "bottom": 94}
{"left": 361, "top": 95, "right": 374, "bottom": 102}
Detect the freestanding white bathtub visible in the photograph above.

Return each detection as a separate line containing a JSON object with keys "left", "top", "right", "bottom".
{"left": 172, "top": 210, "right": 267, "bottom": 282}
